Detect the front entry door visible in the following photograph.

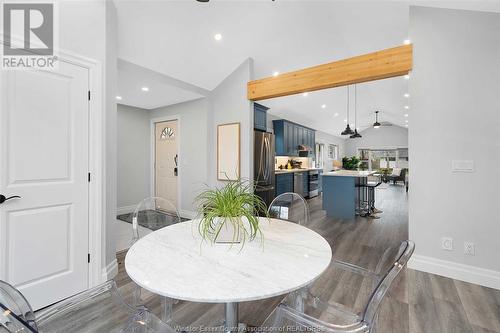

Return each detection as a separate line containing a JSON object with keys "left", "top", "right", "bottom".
{"left": 155, "top": 120, "right": 178, "bottom": 208}
{"left": 0, "top": 61, "right": 90, "bottom": 310}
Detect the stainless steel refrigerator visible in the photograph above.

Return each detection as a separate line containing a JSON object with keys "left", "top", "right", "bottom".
{"left": 254, "top": 130, "right": 275, "bottom": 207}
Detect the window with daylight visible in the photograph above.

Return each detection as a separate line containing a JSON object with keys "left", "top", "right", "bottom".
{"left": 315, "top": 143, "right": 324, "bottom": 168}
{"left": 328, "top": 144, "right": 338, "bottom": 160}
{"left": 160, "top": 127, "right": 175, "bottom": 140}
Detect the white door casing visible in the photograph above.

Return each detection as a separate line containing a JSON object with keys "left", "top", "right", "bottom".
{"left": 0, "top": 61, "right": 90, "bottom": 310}
{"left": 155, "top": 120, "right": 178, "bottom": 208}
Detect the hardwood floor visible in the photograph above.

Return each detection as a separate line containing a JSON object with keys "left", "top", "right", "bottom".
{"left": 115, "top": 185, "right": 500, "bottom": 333}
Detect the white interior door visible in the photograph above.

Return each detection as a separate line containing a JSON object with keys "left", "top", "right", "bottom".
{"left": 0, "top": 61, "right": 90, "bottom": 310}
{"left": 155, "top": 120, "right": 178, "bottom": 208}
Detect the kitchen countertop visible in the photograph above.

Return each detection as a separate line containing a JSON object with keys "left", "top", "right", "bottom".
{"left": 322, "top": 170, "right": 375, "bottom": 177}
{"left": 275, "top": 168, "right": 322, "bottom": 174}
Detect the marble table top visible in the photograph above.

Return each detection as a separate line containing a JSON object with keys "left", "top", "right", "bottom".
{"left": 125, "top": 218, "right": 332, "bottom": 303}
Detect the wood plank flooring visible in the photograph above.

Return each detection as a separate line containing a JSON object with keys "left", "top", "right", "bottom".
{"left": 115, "top": 185, "right": 500, "bottom": 333}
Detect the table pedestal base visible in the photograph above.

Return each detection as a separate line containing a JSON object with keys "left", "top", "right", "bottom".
{"left": 162, "top": 297, "right": 173, "bottom": 323}
{"left": 224, "top": 302, "right": 239, "bottom": 333}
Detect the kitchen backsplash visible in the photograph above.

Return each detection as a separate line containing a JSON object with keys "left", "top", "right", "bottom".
{"left": 275, "top": 156, "right": 313, "bottom": 170}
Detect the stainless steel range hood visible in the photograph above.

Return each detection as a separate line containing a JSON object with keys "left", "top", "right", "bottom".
{"left": 298, "top": 144, "right": 311, "bottom": 157}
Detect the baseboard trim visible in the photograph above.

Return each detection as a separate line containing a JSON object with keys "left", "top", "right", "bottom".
{"left": 101, "top": 259, "right": 118, "bottom": 281}
{"left": 408, "top": 254, "right": 500, "bottom": 290}
{"left": 117, "top": 205, "right": 136, "bottom": 215}
{"left": 180, "top": 210, "right": 198, "bottom": 219}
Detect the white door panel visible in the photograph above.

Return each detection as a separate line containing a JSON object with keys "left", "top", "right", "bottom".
{"left": 0, "top": 61, "right": 89, "bottom": 310}
{"left": 155, "top": 121, "right": 178, "bottom": 207}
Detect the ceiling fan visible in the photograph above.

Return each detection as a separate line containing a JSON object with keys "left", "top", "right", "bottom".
{"left": 357, "top": 111, "right": 394, "bottom": 130}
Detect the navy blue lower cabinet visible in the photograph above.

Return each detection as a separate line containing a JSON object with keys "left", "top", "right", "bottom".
{"left": 322, "top": 175, "right": 356, "bottom": 219}
{"left": 275, "top": 173, "right": 294, "bottom": 196}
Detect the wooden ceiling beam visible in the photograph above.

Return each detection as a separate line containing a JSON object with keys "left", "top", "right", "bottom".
{"left": 247, "top": 44, "right": 412, "bottom": 101}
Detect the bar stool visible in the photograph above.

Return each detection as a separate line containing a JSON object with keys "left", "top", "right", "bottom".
{"left": 366, "top": 180, "right": 383, "bottom": 216}
{"left": 356, "top": 180, "right": 382, "bottom": 218}
{"left": 355, "top": 182, "right": 370, "bottom": 217}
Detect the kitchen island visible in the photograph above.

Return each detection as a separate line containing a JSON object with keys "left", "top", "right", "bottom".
{"left": 321, "top": 170, "right": 375, "bottom": 219}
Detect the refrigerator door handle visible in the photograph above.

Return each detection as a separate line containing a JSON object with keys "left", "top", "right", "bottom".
{"left": 264, "top": 136, "right": 270, "bottom": 181}
{"left": 258, "top": 135, "right": 265, "bottom": 182}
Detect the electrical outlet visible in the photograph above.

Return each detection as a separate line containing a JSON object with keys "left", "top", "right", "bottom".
{"left": 441, "top": 237, "right": 453, "bottom": 251}
{"left": 464, "top": 242, "right": 475, "bottom": 256}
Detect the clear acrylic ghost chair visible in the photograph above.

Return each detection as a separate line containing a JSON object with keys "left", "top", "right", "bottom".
{"left": 265, "top": 241, "right": 415, "bottom": 333}
{"left": 36, "top": 280, "right": 176, "bottom": 333}
{"left": 1, "top": 280, "right": 175, "bottom": 333}
{"left": 268, "top": 192, "right": 309, "bottom": 225}
{"left": 0, "top": 280, "right": 38, "bottom": 332}
{"left": 131, "top": 197, "right": 181, "bottom": 245}
{"left": 0, "top": 304, "right": 37, "bottom": 332}
{"left": 268, "top": 192, "right": 310, "bottom": 306}
{"left": 130, "top": 197, "right": 182, "bottom": 323}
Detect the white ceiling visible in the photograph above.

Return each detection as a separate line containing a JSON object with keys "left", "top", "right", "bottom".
{"left": 117, "top": 65, "right": 204, "bottom": 110}
{"left": 114, "top": 0, "right": 500, "bottom": 134}
{"left": 264, "top": 75, "right": 409, "bottom": 135}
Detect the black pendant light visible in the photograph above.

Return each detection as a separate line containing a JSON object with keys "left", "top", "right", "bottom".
{"left": 373, "top": 111, "right": 381, "bottom": 129}
{"left": 341, "top": 86, "right": 354, "bottom": 136}
{"left": 350, "top": 85, "right": 362, "bottom": 138}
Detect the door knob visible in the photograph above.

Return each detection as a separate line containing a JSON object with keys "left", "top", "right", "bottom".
{"left": 0, "top": 195, "right": 21, "bottom": 204}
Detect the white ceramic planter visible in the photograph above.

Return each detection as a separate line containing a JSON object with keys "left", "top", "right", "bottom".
{"left": 213, "top": 216, "right": 250, "bottom": 243}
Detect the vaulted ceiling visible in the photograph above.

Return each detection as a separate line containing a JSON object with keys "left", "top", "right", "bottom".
{"left": 115, "top": 0, "right": 500, "bottom": 136}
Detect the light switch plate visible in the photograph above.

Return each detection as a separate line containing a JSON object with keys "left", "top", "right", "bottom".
{"left": 452, "top": 160, "right": 474, "bottom": 173}
{"left": 441, "top": 237, "right": 453, "bottom": 251}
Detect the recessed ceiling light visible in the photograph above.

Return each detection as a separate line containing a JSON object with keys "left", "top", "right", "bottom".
{"left": 404, "top": 39, "right": 411, "bottom": 45}
{"left": 405, "top": 120, "right": 409, "bottom": 123}
{"left": 303, "top": 92, "right": 309, "bottom": 97}
{"left": 141, "top": 87, "right": 149, "bottom": 92}
{"left": 321, "top": 104, "right": 326, "bottom": 109}
{"left": 404, "top": 114, "right": 409, "bottom": 117}
{"left": 405, "top": 105, "right": 409, "bottom": 109}
{"left": 404, "top": 93, "right": 410, "bottom": 98}
{"left": 115, "top": 96, "right": 122, "bottom": 100}
{"left": 405, "top": 124, "right": 409, "bottom": 127}
{"left": 334, "top": 113, "right": 339, "bottom": 117}
{"left": 214, "top": 33, "right": 222, "bottom": 41}
{"left": 404, "top": 74, "right": 410, "bottom": 80}
{"left": 344, "top": 119, "right": 347, "bottom": 122}
{"left": 273, "top": 71, "right": 280, "bottom": 77}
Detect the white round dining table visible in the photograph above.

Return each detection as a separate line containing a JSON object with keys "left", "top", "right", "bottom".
{"left": 125, "top": 217, "right": 332, "bottom": 333}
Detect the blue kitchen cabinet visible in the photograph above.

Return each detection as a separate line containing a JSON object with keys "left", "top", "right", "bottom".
{"left": 275, "top": 173, "right": 294, "bottom": 196}
{"left": 273, "top": 119, "right": 316, "bottom": 157}
{"left": 254, "top": 103, "right": 269, "bottom": 131}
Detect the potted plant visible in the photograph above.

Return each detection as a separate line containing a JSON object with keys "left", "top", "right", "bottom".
{"left": 342, "top": 156, "right": 361, "bottom": 170}
{"left": 195, "top": 180, "right": 268, "bottom": 245}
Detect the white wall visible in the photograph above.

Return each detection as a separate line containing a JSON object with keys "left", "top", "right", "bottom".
{"left": 209, "top": 59, "right": 254, "bottom": 187}
{"left": 150, "top": 98, "right": 209, "bottom": 215}
{"left": 115, "top": 60, "right": 253, "bottom": 217}
{"left": 344, "top": 126, "right": 408, "bottom": 157}
{"left": 408, "top": 6, "right": 500, "bottom": 289}
{"left": 117, "top": 104, "right": 150, "bottom": 210}
{"left": 59, "top": 0, "right": 117, "bottom": 275}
